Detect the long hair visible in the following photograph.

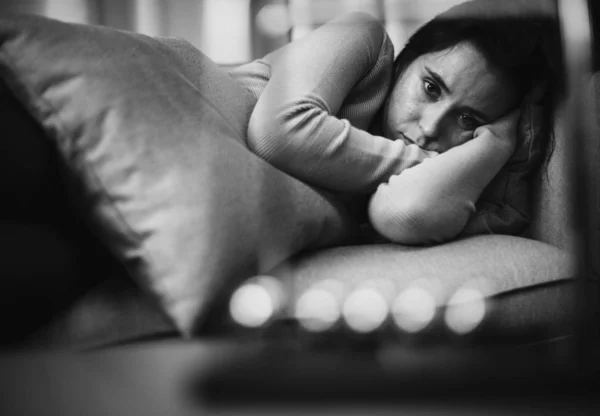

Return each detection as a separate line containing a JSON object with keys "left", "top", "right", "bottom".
{"left": 372, "top": 0, "right": 564, "bottom": 170}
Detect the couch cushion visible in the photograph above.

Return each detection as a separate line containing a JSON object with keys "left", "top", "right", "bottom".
{"left": 270, "top": 235, "right": 578, "bottom": 341}
{"left": 1, "top": 74, "right": 153, "bottom": 346}
{"left": 34, "top": 234, "right": 580, "bottom": 349}
{"left": 0, "top": 14, "right": 351, "bottom": 337}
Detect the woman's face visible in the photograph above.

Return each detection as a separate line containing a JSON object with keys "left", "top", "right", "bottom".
{"left": 383, "top": 41, "right": 518, "bottom": 153}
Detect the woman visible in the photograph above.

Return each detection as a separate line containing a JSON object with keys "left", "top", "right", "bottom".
{"left": 0, "top": 0, "right": 565, "bottom": 338}
{"left": 230, "top": 0, "right": 561, "bottom": 245}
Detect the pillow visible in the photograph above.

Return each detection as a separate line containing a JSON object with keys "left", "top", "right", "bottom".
{"left": 0, "top": 14, "right": 351, "bottom": 336}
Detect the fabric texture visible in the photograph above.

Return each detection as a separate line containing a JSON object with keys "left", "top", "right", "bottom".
{"left": 271, "top": 234, "right": 577, "bottom": 340}
{"left": 233, "top": 12, "right": 436, "bottom": 194}
{"left": 0, "top": 14, "right": 355, "bottom": 336}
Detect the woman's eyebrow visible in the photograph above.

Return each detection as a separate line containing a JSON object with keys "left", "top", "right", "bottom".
{"left": 425, "top": 67, "right": 450, "bottom": 94}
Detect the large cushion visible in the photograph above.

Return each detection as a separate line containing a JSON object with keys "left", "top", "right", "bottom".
{"left": 0, "top": 14, "right": 352, "bottom": 336}
{"left": 271, "top": 235, "right": 578, "bottom": 341}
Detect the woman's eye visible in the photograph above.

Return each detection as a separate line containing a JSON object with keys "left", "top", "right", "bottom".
{"left": 458, "top": 114, "right": 477, "bottom": 130}
{"left": 423, "top": 80, "right": 441, "bottom": 98}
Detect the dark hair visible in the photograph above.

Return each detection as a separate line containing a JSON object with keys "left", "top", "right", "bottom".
{"left": 375, "top": 0, "right": 564, "bottom": 171}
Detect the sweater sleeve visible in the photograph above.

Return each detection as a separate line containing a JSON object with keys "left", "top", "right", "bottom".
{"left": 246, "top": 12, "right": 435, "bottom": 194}
{"left": 368, "top": 114, "right": 518, "bottom": 245}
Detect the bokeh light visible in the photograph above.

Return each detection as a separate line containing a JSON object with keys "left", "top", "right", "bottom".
{"left": 295, "top": 287, "right": 341, "bottom": 332}
{"left": 444, "top": 286, "right": 487, "bottom": 335}
{"left": 256, "top": 4, "right": 292, "bottom": 37}
{"left": 255, "top": 275, "right": 286, "bottom": 313}
{"left": 391, "top": 286, "right": 437, "bottom": 333}
{"left": 229, "top": 281, "right": 274, "bottom": 328}
{"left": 342, "top": 287, "right": 389, "bottom": 333}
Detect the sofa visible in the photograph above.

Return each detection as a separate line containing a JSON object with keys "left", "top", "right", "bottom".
{"left": 0, "top": 4, "right": 597, "bottom": 351}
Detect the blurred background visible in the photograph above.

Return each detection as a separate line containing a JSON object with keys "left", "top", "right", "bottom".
{"left": 0, "top": 0, "right": 466, "bottom": 65}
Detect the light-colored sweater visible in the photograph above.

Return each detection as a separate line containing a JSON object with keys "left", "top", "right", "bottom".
{"left": 229, "top": 12, "right": 435, "bottom": 194}
{"left": 229, "top": 12, "right": 517, "bottom": 244}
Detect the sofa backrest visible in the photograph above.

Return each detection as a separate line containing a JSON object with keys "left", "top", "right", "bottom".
{"left": 528, "top": 0, "right": 598, "bottom": 279}
{"left": 529, "top": 72, "right": 600, "bottom": 279}
{"left": 528, "top": 106, "right": 578, "bottom": 252}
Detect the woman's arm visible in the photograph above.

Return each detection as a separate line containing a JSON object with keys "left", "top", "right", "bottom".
{"left": 368, "top": 109, "right": 519, "bottom": 244}
{"left": 247, "top": 12, "right": 436, "bottom": 194}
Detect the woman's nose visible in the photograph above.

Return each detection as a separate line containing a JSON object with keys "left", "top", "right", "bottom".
{"left": 418, "top": 104, "right": 447, "bottom": 142}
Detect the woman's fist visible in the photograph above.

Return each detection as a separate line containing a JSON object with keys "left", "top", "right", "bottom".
{"left": 473, "top": 106, "right": 521, "bottom": 157}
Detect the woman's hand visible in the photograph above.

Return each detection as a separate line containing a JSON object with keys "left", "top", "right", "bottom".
{"left": 448, "top": 105, "right": 520, "bottom": 158}
{"left": 368, "top": 106, "right": 522, "bottom": 245}
{"left": 472, "top": 106, "right": 521, "bottom": 159}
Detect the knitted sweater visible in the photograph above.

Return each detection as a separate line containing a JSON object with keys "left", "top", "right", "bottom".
{"left": 229, "top": 12, "right": 434, "bottom": 194}
{"left": 229, "top": 12, "right": 517, "bottom": 244}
